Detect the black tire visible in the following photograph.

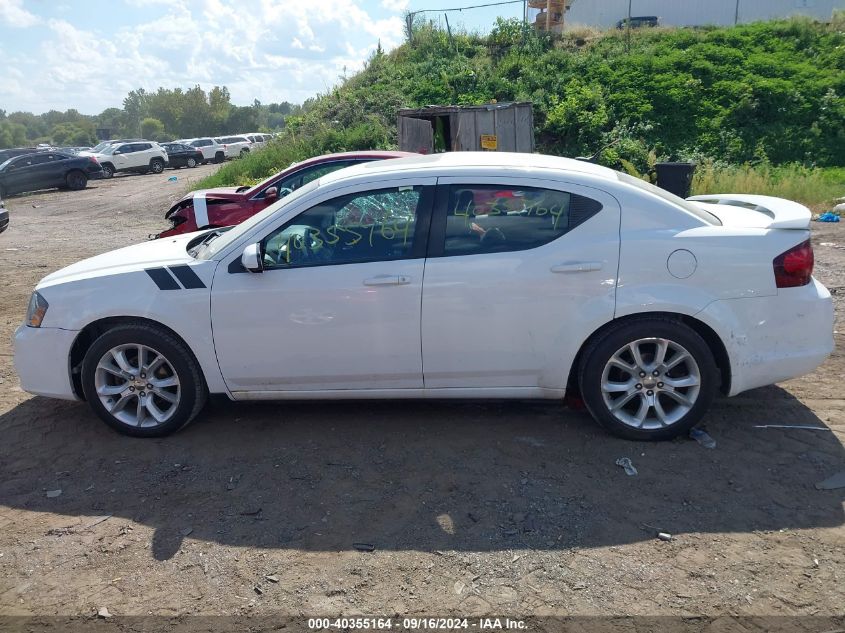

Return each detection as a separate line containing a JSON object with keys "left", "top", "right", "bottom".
{"left": 149, "top": 158, "right": 165, "bottom": 174}
{"left": 214, "top": 152, "right": 224, "bottom": 164}
{"left": 185, "top": 157, "right": 196, "bottom": 168}
{"left": 239, "top": 148, "right": 249, "bottom": 158}
{"left": 101, "top": 163, "right": 115, "bottom": 178}
{"left": 577, "top": 317, "right": 719, "bottom": 441}
{"left": 66, "top": 170, "right": 88, "bottom": 191}
{"left": 81, "top": 323, "right": 207, "bottom": 437}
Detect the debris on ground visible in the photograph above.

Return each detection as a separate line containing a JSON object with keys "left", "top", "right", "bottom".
{"left": 815, "top": 471, "right": 845, "bottom": 491}
{"left": 689, "top": 427, "right": 716, "bottom": 449}
{"left": 815, "top": 212, "right": 840, "bottom": 222}
{"left": 265, "top": 575, "right": 279, "bottom": 583}
{"left": 353, "top": 542, "right": 375, "bottom": 552}
{"left": 754, "top": 425, "right": 830, "bottom": 431}
{"left": 96, "top": 607, "right": 112, "bottom": 619}
{"left": 45, "top": 489, "right": 62, "bottom": 498}
{"left": 657, "top": 532, "right": 673, "bottom": 542}
{"left": 615, "top": 457, "right": 638, "bottom": 476}
{"left": 180, "top": 527, "right": 193, "bottom": 537}
{"left": 167, "top": 176, "right": 178, "bottom": 182}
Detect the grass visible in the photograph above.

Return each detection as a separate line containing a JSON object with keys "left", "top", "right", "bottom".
{"left": 197, "top": 138, "right": 316, "bottom": 190}
{"left": 692, "top": 162, "right": 845, "bottom": 211}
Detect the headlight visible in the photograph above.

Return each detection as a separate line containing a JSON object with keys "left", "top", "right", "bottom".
{"left": 26, "top": 291, "right": 49, "bottom": 327}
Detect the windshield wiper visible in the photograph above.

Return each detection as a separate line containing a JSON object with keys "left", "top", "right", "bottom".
{"left": 187, "top": 230, "right": 223, "bottom": 258}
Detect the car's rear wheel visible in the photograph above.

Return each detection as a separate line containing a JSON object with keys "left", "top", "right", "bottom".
{"left": 578, "top": 318, "right": 718, "bottom": 441}
{"left": 186, "top": 157, "right": 197, "bottom": 168}
{"left": 101, "top": 163, "right": 115, "bottom": 178}
{"left": 149, "top": 158, "right": 165, "bottom": 174}
{"left": 214, "top": 152, "right": 224, "bottom": 163}
{"left": 66, "top": 170, "right": 88, "bottom": 190}
{"left": 81, "top": 323, "right": 207, "bottom": 437}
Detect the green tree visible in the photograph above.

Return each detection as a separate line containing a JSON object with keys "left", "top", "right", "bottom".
{"left": 140, "top": 117, "right": 166, "bottom": 141}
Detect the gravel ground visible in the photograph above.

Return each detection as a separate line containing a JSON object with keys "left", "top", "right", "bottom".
{"left": 0, "top": 168, "right": 843, "bottom": 623}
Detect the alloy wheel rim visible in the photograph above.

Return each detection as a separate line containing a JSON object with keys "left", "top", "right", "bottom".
{"left": 94, "top": 344, "right": 181, "bottom": 428}
{"left": 600, "top": 337, "right": 701, "bottom": 430}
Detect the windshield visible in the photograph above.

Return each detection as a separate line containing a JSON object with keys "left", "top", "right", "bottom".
{"left": 90, "top": 142, "right": 112, "bottom": 153}
{"left": 0, "top": 158, "right": 12, "bottom": 171}
{"left": 616, "top": 172, "right": 721, "bottom": 225}
{"left": 194, "top": 179, "right": 321, "bottom": 260}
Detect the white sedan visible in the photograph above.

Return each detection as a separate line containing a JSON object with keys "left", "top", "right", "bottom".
{"left": 14, "top": 153, "right": 834, "bottom": 440}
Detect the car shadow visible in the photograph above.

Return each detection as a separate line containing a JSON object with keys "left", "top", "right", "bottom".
{"left": 0, "top": 386, "right": 842, "bottom": 561}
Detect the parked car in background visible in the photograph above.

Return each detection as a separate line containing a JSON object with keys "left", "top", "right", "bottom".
{"left": 161, "top": 143, "right": 204, "bottom": 169}
{"left": 0, "top": 151, "right": 103, "bottom": 197}
{"left": 180, "top": 138, "right": 226, "bottom": 164}
{"left": 0, "top": 147, "right": 47, "bottom": 163}
{"left": 14, "top": 152, "right": 833, "bottom": 438}
{"left": 55, "top": 146, "right": 91, "bottom": 155}
{"left": 81, "top": 141, "right": 168, "bottom": 178}
{"left": 159, "top": 150, "right": 414, "bottom": 237}
{"left": 0, "top": 192, "right": 8, "bottom": 234}
{"left": 214, "top": 135, "right": 252, "bottom": 159}
{"left": 243, "top": 133, "right": 272, "bottom": 148}
{"left": 617, "top": 15, "right": 659, "bottom": 28}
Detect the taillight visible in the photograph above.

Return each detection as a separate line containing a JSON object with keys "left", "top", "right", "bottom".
{"left": 88, "top": 156, "right": 98, "bottom": 163}
{"left": 773, "top": 239, "right": 814, "bottom": 288}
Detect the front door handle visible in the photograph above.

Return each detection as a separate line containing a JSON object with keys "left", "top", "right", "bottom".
{"left": 551, "top": 261, "right": 603, "bottom": 273}
{"left": 363, "top": 275, "right": 411, "bottom": 286}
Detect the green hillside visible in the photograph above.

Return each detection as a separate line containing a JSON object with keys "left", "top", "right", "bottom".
{"left": 198, "top": 16, "right": 845, "bottom": 195}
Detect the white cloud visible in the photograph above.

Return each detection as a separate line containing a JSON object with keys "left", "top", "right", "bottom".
{"left": 0, "top": 0, "right": 406, "bottom": 113}
{"left": 380, "top": 0, "right": 409, "bottom": 12}
{"left": 0, "top": 0, "right": 40, "bottom": 28}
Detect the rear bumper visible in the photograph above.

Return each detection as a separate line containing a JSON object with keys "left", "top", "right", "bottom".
{"left": 0, "top": 208, "right": 8, "bottom": 233}
{"left": 13, "top": 325, "right": 80, "bottom": 400}
{"left": 87, "top": 171, "right": 104, "bottom": 180}
{"left": 696, "top": 278, "right": 834, "bottom": 396}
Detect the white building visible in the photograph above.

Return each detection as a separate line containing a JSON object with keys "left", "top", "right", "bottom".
{"left": 564, "top": 0, "right": 842, "bottom": 28}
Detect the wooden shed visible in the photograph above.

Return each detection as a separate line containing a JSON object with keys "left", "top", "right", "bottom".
{"left": 397, "top": 102, "right": 534, "bottom": 155}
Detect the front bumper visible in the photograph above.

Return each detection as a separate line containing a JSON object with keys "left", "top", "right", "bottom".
{"left": 697, "top": 278, "right": 834, "bottom": 396}
{"left": 0, "top": 208, "right": 8, "bottom": 233}
{"left": 13, "top": 325, "right": 80, "bottom": 400}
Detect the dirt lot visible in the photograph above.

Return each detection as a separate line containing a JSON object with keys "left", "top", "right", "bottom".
{"left": 0, "top": 168, "right": 843, "bottom": 624}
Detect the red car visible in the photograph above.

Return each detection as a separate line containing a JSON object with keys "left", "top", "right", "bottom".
{"left": 158, "top": 150, "right": 414, "bottom": 238}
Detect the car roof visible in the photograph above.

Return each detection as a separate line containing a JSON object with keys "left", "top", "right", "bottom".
{"left": 319, "top": 151, "right": 620, "bottom": 186}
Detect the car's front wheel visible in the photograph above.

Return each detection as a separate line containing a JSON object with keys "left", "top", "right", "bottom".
{"left": 578, "top": 318, "right": 719, "bottom": 441}
{"left": 101, "top": 163, "right": 115, "bottom": 178}
{"left": 81, "top": 323, "right": 207, "bottom": 437}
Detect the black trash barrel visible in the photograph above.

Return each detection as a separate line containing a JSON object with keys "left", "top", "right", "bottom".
{"left": 655, "top": 162, "right": 696, "bottom": 198}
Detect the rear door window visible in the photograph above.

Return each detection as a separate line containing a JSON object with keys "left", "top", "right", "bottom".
{"left": 434, "top": 184, "right": 603, "bottom": 256}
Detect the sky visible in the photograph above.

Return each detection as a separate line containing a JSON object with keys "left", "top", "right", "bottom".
{"left": 0, "top": 0, "right": 526, "bottom": 115}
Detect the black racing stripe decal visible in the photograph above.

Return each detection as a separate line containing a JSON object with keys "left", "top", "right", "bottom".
{"left": 168, "top": 264, "right": 207, "bottom": 289}
{"left": 145, "top": 267, "right": 181, "bottom": 290}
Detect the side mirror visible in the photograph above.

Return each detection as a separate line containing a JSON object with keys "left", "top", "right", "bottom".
{"left": 264, "top": 186, "right": 278, "bottom": 200}
{"left": 241, "top": 243, "right": 264, "bottom": 273}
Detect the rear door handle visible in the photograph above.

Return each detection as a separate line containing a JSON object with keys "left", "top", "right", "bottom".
{"left": 551, "top": 261, "right": 603, "bottom": 273}
{"left": 363, "top": 275, "right": 411, "bottom": 286}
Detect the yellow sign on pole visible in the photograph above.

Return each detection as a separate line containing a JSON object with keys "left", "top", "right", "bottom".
{"left": 480, "top": 134, "right": 498, "bottom": 150}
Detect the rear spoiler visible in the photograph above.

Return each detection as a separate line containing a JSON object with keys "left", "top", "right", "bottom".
{"left": 686, "top": 194, "right": 811, "bottom": 229}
